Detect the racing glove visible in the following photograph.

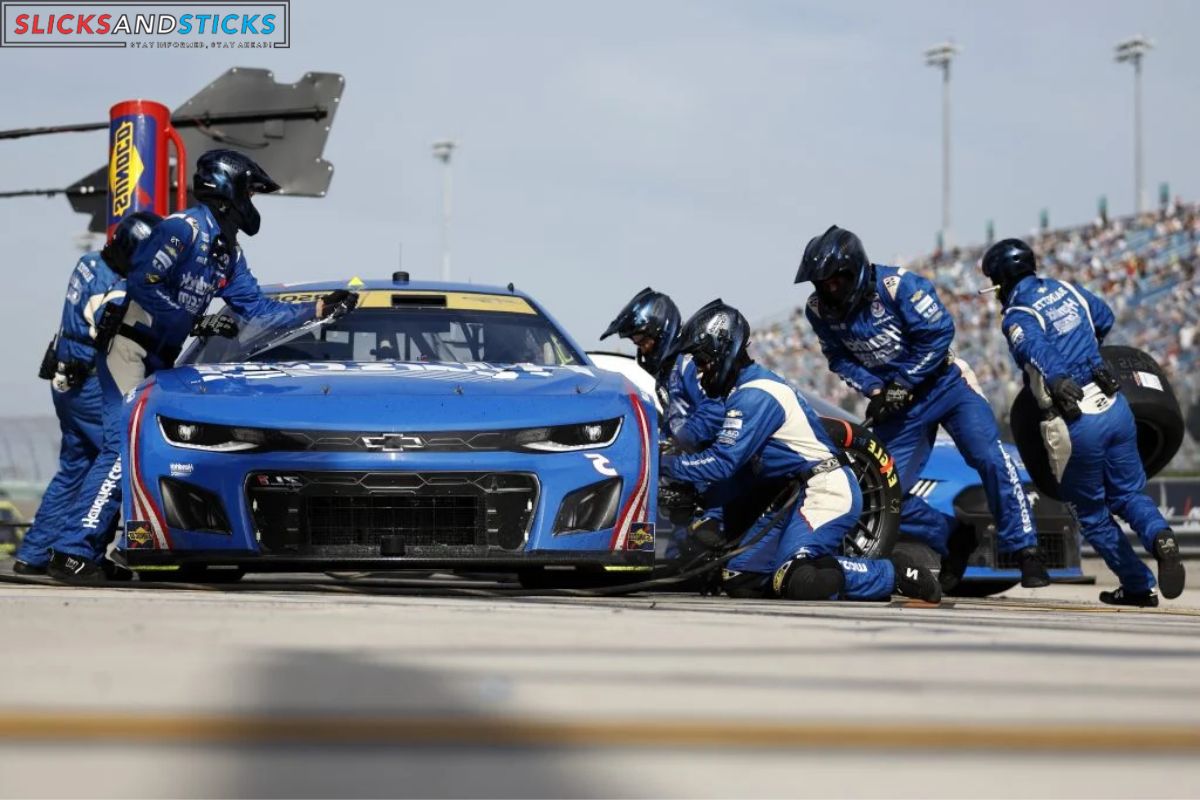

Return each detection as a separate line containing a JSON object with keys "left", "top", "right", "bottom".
{"left": 658, "top": 476, "right": 699, "bottom": 524}
{"left": 1092, "top": 365, "right": 1120, "bottom": 398}
{"left": 191, "top": 314, "right": 239, "bottom": 339}
{"left": 688, "top": 515, "right": 726, "bottom": 551}
{"left": 864, "top": 381, "right": 915, "bottom": 426}
{"left": 1048, "top": 376, "right": 1084, "bottom": 422}
{"left": 318, "top": 290, "right": 360, "bottom": 320}
{"left": 93, "top": 302, "right": 126, "bottom": 350}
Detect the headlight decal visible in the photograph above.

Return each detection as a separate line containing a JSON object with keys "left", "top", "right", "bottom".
{"left": 609, "top": 393, "right": 651, "bottom": 551}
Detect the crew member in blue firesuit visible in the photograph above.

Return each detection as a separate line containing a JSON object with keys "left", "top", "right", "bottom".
{"left": 660, "top": 300, "right": 942, "bottom": 602}
{"left": 602, "top": 288, "right": 729, "bottom": 555}
{"left": 982, "top": 238, "right": 1186, "bottom": 606}
{"left": 796, "top": 225, "right": 1048, "bottom": 591}
{"left": 46, "top": 150, "right": 358, "bottom": 583}
{"left": 600, "top": 287, "right": 725, "bottom": 452}
{"left": 14, "top": 212, "right": 161, "bottom": 575}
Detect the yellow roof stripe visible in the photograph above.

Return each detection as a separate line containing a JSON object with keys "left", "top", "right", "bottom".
{"left": 269, "top": 290, "right": 535, "bottom": 315}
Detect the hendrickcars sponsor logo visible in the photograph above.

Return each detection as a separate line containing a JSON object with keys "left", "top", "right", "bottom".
{"left": 82, "top": 458, "right": 121, "bottom": 530}
{"left": 2, "top": 2, "right": 290, "bottom": 48}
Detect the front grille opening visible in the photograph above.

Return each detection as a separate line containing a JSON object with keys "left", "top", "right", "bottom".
{"left": 247, "top": 471, "right": 538, "bottom": 556}
{"left": 309, "top": 494, "right": 480, "bottom": 548}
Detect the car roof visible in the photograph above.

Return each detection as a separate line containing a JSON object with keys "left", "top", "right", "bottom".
{"left": 261, "top": 278, "right": 533, "bottom": 300}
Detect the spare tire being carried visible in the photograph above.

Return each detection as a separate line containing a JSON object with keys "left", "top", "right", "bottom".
{"left": 821, "top": 417, "right": 902, "bottom": 559}
{"left": 1010, "top": 345, "right": 1184, "bottom": 500}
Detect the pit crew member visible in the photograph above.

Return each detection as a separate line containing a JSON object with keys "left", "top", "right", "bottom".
{"left": 982, "top": 238, "right": 1185, "bottom": 606}
{"left": 46, "top": 150, "right": 356, "bottom": 583}
{"left": 601, "top": 287, "right": 725, "bottom": 452}
{"left": 14, "top": 212, "right": 160, "bottom": 575}
{"left": 796, "top": 225, "right": 1047, "bottom": 591}
{"left": 661, "top": 300, "right": 942, "bottom": 603}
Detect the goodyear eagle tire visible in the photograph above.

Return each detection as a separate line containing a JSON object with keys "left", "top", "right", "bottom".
{"left": 1010, "top": 345, "right": 1184, "bottom": 500}
{"left": 821, "top": 418, "right": 902, "bottom": 559}
{"left": 1101, "top": 345, "right": 1183, "bottom": 477}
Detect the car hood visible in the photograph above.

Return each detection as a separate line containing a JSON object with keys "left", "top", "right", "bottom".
{"left": 150, "top": 362, "right": 644, "bottom": 429}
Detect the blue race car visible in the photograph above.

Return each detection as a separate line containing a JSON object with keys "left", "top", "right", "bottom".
{"left": 117, "top": 278, "right": 658, "bottom": 579}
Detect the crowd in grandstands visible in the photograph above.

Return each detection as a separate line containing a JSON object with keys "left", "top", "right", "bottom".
{"left": 753, "top": 200, "right": 1200, "bottom": 470}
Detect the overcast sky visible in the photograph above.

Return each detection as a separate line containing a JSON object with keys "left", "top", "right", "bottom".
{"left": 1, "top": 0, "right": 1198, "bottom": 415}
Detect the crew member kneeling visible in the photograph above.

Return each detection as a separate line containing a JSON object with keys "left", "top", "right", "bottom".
{"left": 660, "top": 300, "right": 941, "bottom": 603}
{"left": 982, "top": 238, "right": 1185, "bottom": 606}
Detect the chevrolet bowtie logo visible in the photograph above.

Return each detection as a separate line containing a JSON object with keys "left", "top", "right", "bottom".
{"left": 361, "top": 434, "right": 426, "bottom": 452}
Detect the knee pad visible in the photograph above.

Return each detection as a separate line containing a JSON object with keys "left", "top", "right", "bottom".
{"left": 721, "top": 569, "right": 768, "bottom": 599}
{"left": 774, "top": 555, "right": 845, "bottom": 601}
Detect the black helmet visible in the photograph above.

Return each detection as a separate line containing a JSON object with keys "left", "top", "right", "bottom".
{"left": 795, "top": 225, "right": 874, "bottom": 319}
{"left": 101, "top": 210, "right": 162, "bottom": 276}
{"left": 193, "top": 149, "right": 280, "bottom": 237}
{"left": 600, "top": 287, "right": 681, "bottom": 376}
{"left": 981, "top": 238, "right": 1038, "bottom": 303}
{"left": 676, "top": 299, "right": 752, "bottom": 399}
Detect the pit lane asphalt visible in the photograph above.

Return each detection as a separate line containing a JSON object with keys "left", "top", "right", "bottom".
{"left": 1, "top": 561, "right": 1198, "bottom": 799}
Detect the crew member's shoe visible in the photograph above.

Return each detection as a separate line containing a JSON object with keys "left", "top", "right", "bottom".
{"left": 1017, "top": 547, "right": 1051, "bottom": 588}
{"left": 12, "top": 559, "right": 47, "bottom": 576}
{"left": 1153, "top": 530, "right": 1185, "bottom": 600}
{"left": 1099, "top": 587, "right": 1159, "bottom": 608}
{"left": 891, "top": 552, "right": 943, "bottom": 604}
{"left": 47, "top": 551, "right": 106, "bottom": 585}
{"left": 939, "top": 523, "right": 979, "bottom": 593}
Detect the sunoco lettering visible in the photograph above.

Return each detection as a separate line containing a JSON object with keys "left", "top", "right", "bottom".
{"left": 110, "top": 122, "right": 135, "bottom": 217}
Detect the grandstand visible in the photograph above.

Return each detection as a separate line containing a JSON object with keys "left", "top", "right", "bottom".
{"left": 753, "top": 200, "right": 1200, "bottom": 471}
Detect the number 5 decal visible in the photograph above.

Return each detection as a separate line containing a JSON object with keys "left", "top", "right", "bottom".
{"left": 584, "top": 453, "right": 618, "bottom": 477}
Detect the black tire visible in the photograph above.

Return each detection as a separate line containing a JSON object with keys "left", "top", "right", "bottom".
{"left": 1100, "top": 345, "right": 1183, "bottom": 477}
{"left": 821, "top": 418, "right": 902, "bottom": 559}
{"left": 1010, "top": 345, "right": 1184, "bottom": 499}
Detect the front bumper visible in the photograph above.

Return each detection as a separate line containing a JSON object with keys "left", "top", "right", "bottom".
{"left": 121, "top": 400, "right": 657, "bottom": 571}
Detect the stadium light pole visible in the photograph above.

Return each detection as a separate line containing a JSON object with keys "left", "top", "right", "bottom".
{"left": 432, "top": 140, "right": 457, "bottom": 281}
{"left": 924, "top": 41, "right": 960, "bottom": 249}
{"left": 1115, "top": 36, "right": 1153, "bottom": 215}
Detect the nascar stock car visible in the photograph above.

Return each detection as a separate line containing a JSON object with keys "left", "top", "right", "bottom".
{"left": 117, "top": 277, "right": 657, "bottom": 581}
{"left": 590, "top": 352, "right": 1085, "bottom": 596}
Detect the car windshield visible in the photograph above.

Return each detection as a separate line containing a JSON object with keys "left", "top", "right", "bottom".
{"left": 179, "top": 292, "right": 584, "bottom": 367}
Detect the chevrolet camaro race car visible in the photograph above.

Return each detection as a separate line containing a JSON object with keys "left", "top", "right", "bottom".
{"left": 589, "top": 352, "right": 1085, "bottom": 596}
{"left": 116, "top": 278, "right": 658, "bottom": 579}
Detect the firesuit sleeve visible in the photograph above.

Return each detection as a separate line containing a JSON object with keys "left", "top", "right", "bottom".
{"left": 218, "top": 250, "right": 317, "bottom": 328}
{"left": 887, "top": 272, "right": 955, "bottom": 389}
{"left": 805, "top": 301, "right": 885, "bottom": 396}
{"left": 666, "top": 356, "right": 726, "bottom": 451}
{"left": 1001, "top": 307, "right": 1072, "bottom": 384}
{"left": 662, "top": 387, "right": 785, "bottom": 487}
{"left": 125, "top": 216, "right": 194, "bottom": 313}
{"left": 1069, "top": 282, "right": 1115, "bottom": 343}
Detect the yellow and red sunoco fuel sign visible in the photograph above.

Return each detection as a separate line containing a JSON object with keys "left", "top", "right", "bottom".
{"left": 106, "top": 99, "right": 186, "bottom": 240}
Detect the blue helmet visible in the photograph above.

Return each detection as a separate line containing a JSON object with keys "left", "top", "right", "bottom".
{"left": 981, "top": 238, "right": 1038, "bottom": 303}
{"left": 193, "top": 149, "right": 280, "bottom": 237}
{"left": 101, "top": 210, "right": 162, "bottom": 276}
{"left": 795, "top": 225, "right": 873, "bottom": 320}
{"left": 675, "top": 299, "right": 751, "bottom": 399}
{"left": 601, "top": 287, "right": 681, "bottom": 376}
